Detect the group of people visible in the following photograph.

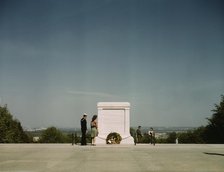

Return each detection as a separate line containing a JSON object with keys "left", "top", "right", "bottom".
{"left": 80, "top": 113, "right": 155, "bottom": 146}
{"left": 80, "top": 113, "right": 98, "bottom": 146}
{"left": 136, "top": 126, "right": 156, "bottom": 145}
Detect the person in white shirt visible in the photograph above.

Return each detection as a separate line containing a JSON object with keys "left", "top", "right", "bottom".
{"left": 148, "top": 127, "right": 155, "bottom": 145}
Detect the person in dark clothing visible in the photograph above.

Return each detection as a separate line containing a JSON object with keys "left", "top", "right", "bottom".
{"left": 136, "top": 126, "right": 142, "bottom": 144}
{"left": 71, "top": 133, "right": 74, "bottom": 145}
{"left": 80, "top": 113, "right": 87, "bottom": 145}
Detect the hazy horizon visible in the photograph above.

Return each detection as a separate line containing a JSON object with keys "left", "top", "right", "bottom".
{"left": 0, "top": 0, "right": 224, "bottom": 128}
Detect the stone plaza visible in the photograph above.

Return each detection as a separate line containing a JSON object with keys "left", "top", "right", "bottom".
{"left": 0, "top": 144, "right": 224, "bottom": 172}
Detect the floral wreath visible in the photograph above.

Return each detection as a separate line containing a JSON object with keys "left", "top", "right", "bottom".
{"left": 106, "top": 132, "right": 122, "bottom": 144}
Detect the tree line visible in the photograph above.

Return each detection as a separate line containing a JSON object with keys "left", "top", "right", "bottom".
{"left": 133, "top": 95, "right": 224, "bottom": 144}
{"left": 0, "top": 95, "right": 224, "bottom": 143}
{"left": 169, "top": 95, "right": 224, "bottom": 143}
{"left": 0, "top": 105, "right": 30, "bottom": 143}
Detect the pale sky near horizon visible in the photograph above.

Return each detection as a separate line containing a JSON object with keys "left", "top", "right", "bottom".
{"left": 0, "top": 0, "right": 224, "bottom": 128}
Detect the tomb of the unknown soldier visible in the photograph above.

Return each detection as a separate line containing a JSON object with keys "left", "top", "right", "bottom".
{"left": 95, "top": 102, "right": 134, "bottom": 144}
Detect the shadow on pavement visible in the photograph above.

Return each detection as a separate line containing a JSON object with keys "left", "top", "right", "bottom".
{"left": 204, "top": 152, "right": 224, "bottom": 156}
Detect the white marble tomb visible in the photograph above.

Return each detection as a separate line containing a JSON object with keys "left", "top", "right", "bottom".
{"left": 95, "top": 102, "right": 134, "bottom": 144}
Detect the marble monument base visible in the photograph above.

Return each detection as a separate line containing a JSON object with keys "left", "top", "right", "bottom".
{"left": 95, "top": 135, "right": 134, "bottom": 145}
{"left": 95, "top": 102, "right": 134, "bottom": 145}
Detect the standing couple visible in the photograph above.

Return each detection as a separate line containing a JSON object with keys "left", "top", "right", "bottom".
{"left": 135, "top": 126, "right": 155, "bottom": 145}
{"left": 80, "top": 113, "right": 98, "bottom": 146}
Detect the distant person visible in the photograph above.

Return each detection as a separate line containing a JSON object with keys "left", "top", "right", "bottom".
{"left": 80, "top": 113, "right": 87, "bottom": 145}
{"left": 90, "top": 115, "right": 98, "bottom": 146}
{"left": 136, "top": 126, "right": 143, "bottom": 144}
{"left": 176, "top": 138, "right": 179, "bottom": 144}
{"left": 148, "top": 127, "right": 155, "bottom": 145}
{"left": 71, "top": 133, "right": 74, "bottom": 145}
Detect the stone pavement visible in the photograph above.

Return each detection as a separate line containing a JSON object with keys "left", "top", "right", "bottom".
{"left": 0, "top": 144, "right": 224, "bottom": 172}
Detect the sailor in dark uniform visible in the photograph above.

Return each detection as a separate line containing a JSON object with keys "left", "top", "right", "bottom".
{"left": 80, "top": 113, "right": 87, "bottom": 145}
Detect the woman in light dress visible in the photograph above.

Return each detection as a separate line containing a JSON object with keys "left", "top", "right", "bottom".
{"left": 90, "top": 115, "right": 98, "bottom": 146}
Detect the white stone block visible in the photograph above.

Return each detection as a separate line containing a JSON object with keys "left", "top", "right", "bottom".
{"left": 95, "top": 102, "right": 134, "bottom": 145}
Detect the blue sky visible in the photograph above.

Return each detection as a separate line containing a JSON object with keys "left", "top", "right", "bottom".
{"left": 0, "top": 0, "right": 224, "bottom": 128}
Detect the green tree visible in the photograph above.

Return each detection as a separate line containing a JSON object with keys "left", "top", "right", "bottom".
{"left": 130, "top": 127, "right": 137, "bottom": 144}
{"left": 177, "top": 127, "right": 204, "bottom": 144}
{"left": 192, "top": 126, "right": 205, "bottom": 143}
{"left": 40, "top": 127, "right": 68, "bottom": 143}
{"left": 166, "top": 132, "right": 177, "bottom": 143}
{"left": 203, "top": 95, "right": 224, "bottom": 143}
{"left": 0, "top": 105, "right": 29, "bottom": 143}
{"left": 74, "top": 132, "right": 80, "bottom": 144}
{"left": 142, "top": 132, "right": 150, "bottom": 143}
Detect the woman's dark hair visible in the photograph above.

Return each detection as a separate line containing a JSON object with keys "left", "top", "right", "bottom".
{"left": 91, "top": 115, "right": 97, "bottom": 122}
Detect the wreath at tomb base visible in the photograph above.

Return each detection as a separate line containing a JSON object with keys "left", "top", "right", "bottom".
{"left": 106, "top": 132, "right": 122, "bottom": 144}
